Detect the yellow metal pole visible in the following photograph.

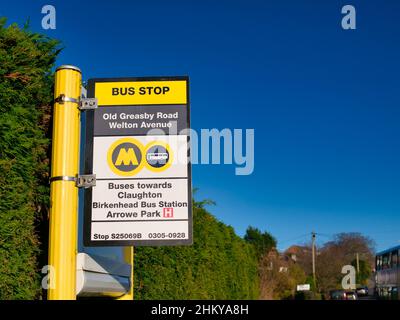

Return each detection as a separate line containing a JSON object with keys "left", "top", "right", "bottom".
{"left": 48, "top": 65, "right": 81, "bottom": 300}
{"left": 117, "top": 247, "right": 134, "bottom": 300}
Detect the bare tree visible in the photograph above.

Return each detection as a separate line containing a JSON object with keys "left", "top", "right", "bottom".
{"left": 315, "top": 233, "right": 375, "bottom": 293}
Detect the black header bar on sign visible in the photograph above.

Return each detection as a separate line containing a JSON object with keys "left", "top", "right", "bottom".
{"left": 93, "top": 105, "right": 187, "bottom": 137}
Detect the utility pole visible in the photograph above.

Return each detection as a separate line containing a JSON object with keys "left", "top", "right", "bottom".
{"left": 356, "top": 252, "right": 360, "bottom": 287}
{"left": 356, "top": 253, "right": 360, "bottom": 273}
{"left": 312, "top": 232, "right": 316, "bottom": 289}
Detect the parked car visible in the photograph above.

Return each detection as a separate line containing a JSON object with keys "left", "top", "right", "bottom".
{"left": 329, "top": 290, "right": 358, "bottom": 300}
{"left": 344, "top": 291, "right": 358, "bottom": 300}
{"left": 329, "top": 290, "right": 346, "bottom": 300}
{"left": 356, "top": 286, "right": 369, "bottom": 297}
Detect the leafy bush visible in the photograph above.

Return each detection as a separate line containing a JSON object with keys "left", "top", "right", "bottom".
{"left": 244, "top": 226, "right": 276, "bottom": 259}
{"left": 134, "top": 206, "right": 259, "bottom": 299}
{"left": 0, "top": 18, "right": 58, "bottom": 299}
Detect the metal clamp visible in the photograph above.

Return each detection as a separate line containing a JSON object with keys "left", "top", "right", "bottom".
{"left": 49, "top": 174, "right": 96, "bottom": 189}
{"left": 55, "top": 94, "right": 98, "bottom": 110}
{"left": 76, "top": 174, "right": 96, "bottom": 189}
{"left": 79, "top": 97, "right": 98, "bottom": 110}
{"left": 55, "top": 94, "right": 80, "bottom": 105}
{"left": 49, "top": 176, "right": 76, "bottom": 183}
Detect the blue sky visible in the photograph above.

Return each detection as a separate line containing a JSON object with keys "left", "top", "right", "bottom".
{"left": 2, "top": 0, "right": 400, "bottom": 251}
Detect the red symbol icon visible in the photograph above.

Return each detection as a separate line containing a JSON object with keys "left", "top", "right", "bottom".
{"left": 163, "top": 207, "right": 174, "bottom": 218}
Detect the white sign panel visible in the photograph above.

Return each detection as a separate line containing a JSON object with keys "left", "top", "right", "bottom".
{"left": 296, "top": 284, "right": 311, "bottom": 291}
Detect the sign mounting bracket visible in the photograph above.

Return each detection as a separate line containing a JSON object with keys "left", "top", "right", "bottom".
{"left": 76, "top": 174, "right": 96, "bottom": 189}
{"left": 79, "top": 98, "right": 98, "bottom": 110}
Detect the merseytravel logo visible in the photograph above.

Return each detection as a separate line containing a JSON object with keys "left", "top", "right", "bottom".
{"left": 107, "top": 138, "right": 173, "bottom": 176}
{"left": 107, "top": 138, "right": 144, "bottom": 176}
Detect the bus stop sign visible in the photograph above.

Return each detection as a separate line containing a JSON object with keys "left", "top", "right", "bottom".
{"left": 83, "top": 77, "right": 192, "bottom": 246}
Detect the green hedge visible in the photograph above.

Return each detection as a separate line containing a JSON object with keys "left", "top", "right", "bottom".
{"left": 0, "top": 19, "right": 58, "bottom": 299}
{"left": 134, "top": 206, "right": 259, "bottom": 299}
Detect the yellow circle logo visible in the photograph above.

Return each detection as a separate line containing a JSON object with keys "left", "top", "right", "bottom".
{"left": 107, "top": 138, "right": 145, "bottom": 176}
